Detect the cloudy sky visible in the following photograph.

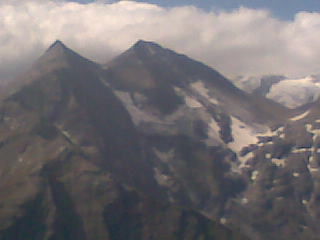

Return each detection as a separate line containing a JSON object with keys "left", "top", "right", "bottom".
{"left": 76, "top": 0, "right": 320, "bottom": 20}
{"left": 1, "top": 0, "right": 320, "bottom": 82}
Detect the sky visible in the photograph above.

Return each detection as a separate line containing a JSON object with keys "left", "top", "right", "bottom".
{"left": 75, "top": 0, "right": 320, "bottom": 20}
{"left": 0, "top": 0, "right": 320, "bottom": 81}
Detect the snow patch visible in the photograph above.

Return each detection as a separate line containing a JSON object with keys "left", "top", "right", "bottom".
{"left": 205, "top": 118, "right": 223, "bottom": 146}
{"left": 184, "top": 95, "right": 202, "bottom": 108}
{"left": 273, "top": 126, "right": 284, "bottom": 134}
{"left": 114, "top": 91, "right": 161, "bottom": 125}
{"left": 174, "top": 87, "right": 203, "bottom": 108}
{"left": 153, "top": 148, "right": 175, "bottom": 163}
{"left": 271, "top": 158, "right": 286, "bottom": 167}
{"left": 220, "top": 218, "right": 227, "bottom": 225}
{"left": 241, "top": 198, "right": 249, "bottom": 204}
{"left": 267, "top": 76, "right": 320, "bottom": 108}
{"left": 55, "top": 125, "right": 76, "bottom": 144}
{"left": 191, "top": 81, "right": 219, "bottom": 105}
{"left": 238, "top": 152, "right": 254, "bottom": 169}
{"left": 309, "top": 155, "right": 314, "bottom": 162}
{"left": 290, "top": 110, "right": 310, "bottom": 121}
{"left": 308, "top": 164, "right": 319, "bottom": 173}
{"left": 228, "top": 117, "right": 261, "bottom": 152}
{"left": 154, "top": 168, "right": 171, "bottom": 187}
{"left": 292, "top": 148, "right": 311, "bottom": 153}
{"left": 305, "top": 124, "right": 313, "bottom": 132}
{"left": 311, "top": 128, "right": 320, "bottom": 136}
{"left": 265, "top": 153, "right": 272, "bottom": 159}
{"left": 293, "top": 172, "right": 300, "bottom": 177}
{"left": 251, "top": 170, "right": 259, "bottom": 181}
{"left": 231, "top": 75, "right": 261, "bottom": 93}
{"left": 306, "top": 125, "right": 320, "bottom": 142}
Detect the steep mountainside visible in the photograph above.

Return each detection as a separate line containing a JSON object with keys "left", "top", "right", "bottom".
{"left": 103, "top": 41, "right": 320, "bottom": 240}
{"left": 0, "top": 41, "right": 247, "bottom": 240}
{"left": 105, "top": 40, "right": 289, "bottom": 126}
{"left": 1, "top": 40, "right": 320, "bottom": 240}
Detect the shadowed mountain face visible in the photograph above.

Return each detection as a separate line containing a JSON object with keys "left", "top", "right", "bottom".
{"left": 0, "top": 40, "right": 319, "bottom": 240}
{"left": 105, "top": 40, "right": 289, "bottom": 125}
{"left": 0, "top": 41, "right": 247, "bottom": 240}
{"left": 103, "top": 41, "right": 320, "bottom": 240}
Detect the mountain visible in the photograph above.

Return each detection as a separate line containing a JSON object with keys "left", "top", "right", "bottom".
{"left": 266, "top": 75, "right": 320, "bottom": 108}
{"left": 0, "top": 41, "right": 247, "bottom": 240}
{"left": 103, "top": 41, "right": 320, "bottom": 240}
{"left": 232, "top": 75, "right": 320, "bottom": 109}
{"left": 105, "top": 40, "right": 289, "bottom": 126}
{"left": 232, "top": 75, "right": 285, "bottom": 94}
{"left": 0, "top": 39, "right": 319, "bottom": 240}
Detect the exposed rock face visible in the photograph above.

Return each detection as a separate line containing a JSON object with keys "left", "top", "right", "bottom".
{"left": 0, "top": 41, "right": 247, "bottom": 240}
{"left": 103, "top": 41, "right": 320, "bottom": 240}
{"left": 1, "top": 39, "right": 320, "bottom": 240}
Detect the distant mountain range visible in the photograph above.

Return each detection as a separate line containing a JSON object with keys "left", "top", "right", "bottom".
{"left": 233, "top": 74, "right": 320, "bottom": 108}
{"left": 0, "top": 40, "right": 319, "bottom": 240}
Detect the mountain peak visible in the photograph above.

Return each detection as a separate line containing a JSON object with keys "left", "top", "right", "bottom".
{"left": 47, "top": 39, "right": 67, "bottom": 52}
{"left": 134, "top": 39, "right": 158, "bottom": 47}
{"left": 31, "top": 40, "right": 96, "bottom": 78}
{"left": 32, "top": 40, "right": 73, "bottom": 71}
{"left": 31, "top": 40, "right": 98, "bottom": 75}
{"left": 131, "top": 39, "right": 164, "bottom": 56}
{"left": 41, "top": 40, "right": 73, "bottom": 61}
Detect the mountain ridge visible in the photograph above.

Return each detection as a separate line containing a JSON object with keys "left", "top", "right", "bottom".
{"left": 233, "top": 74, "right": 320, "bottom": 109}
{"left": 0, "top": 40, "right": 319, "bottom": 240}
{"left": 0, "top": 40, "right": 250, "bottom": 240}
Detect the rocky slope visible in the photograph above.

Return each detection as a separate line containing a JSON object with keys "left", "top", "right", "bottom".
{"left": 103, "top": 41, "right": 320, "bottom": 240}
{"left": 0, "top": 40, "right": 319, "bottom": 240}
{"left": 0, "top": 41, "right": 247, "bottom": 240}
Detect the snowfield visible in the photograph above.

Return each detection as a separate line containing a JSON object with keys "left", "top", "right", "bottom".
{"left": 267, "top": 76, "right": 320, "bottom": 108}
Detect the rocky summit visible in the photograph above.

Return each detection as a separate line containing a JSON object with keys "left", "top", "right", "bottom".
{"left": 0, "top": 40, "right": 319, "bottom": 240}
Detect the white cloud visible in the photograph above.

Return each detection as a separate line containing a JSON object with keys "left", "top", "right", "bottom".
{"left": 0, "top": 0, "right": 320, "bottom": 82}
